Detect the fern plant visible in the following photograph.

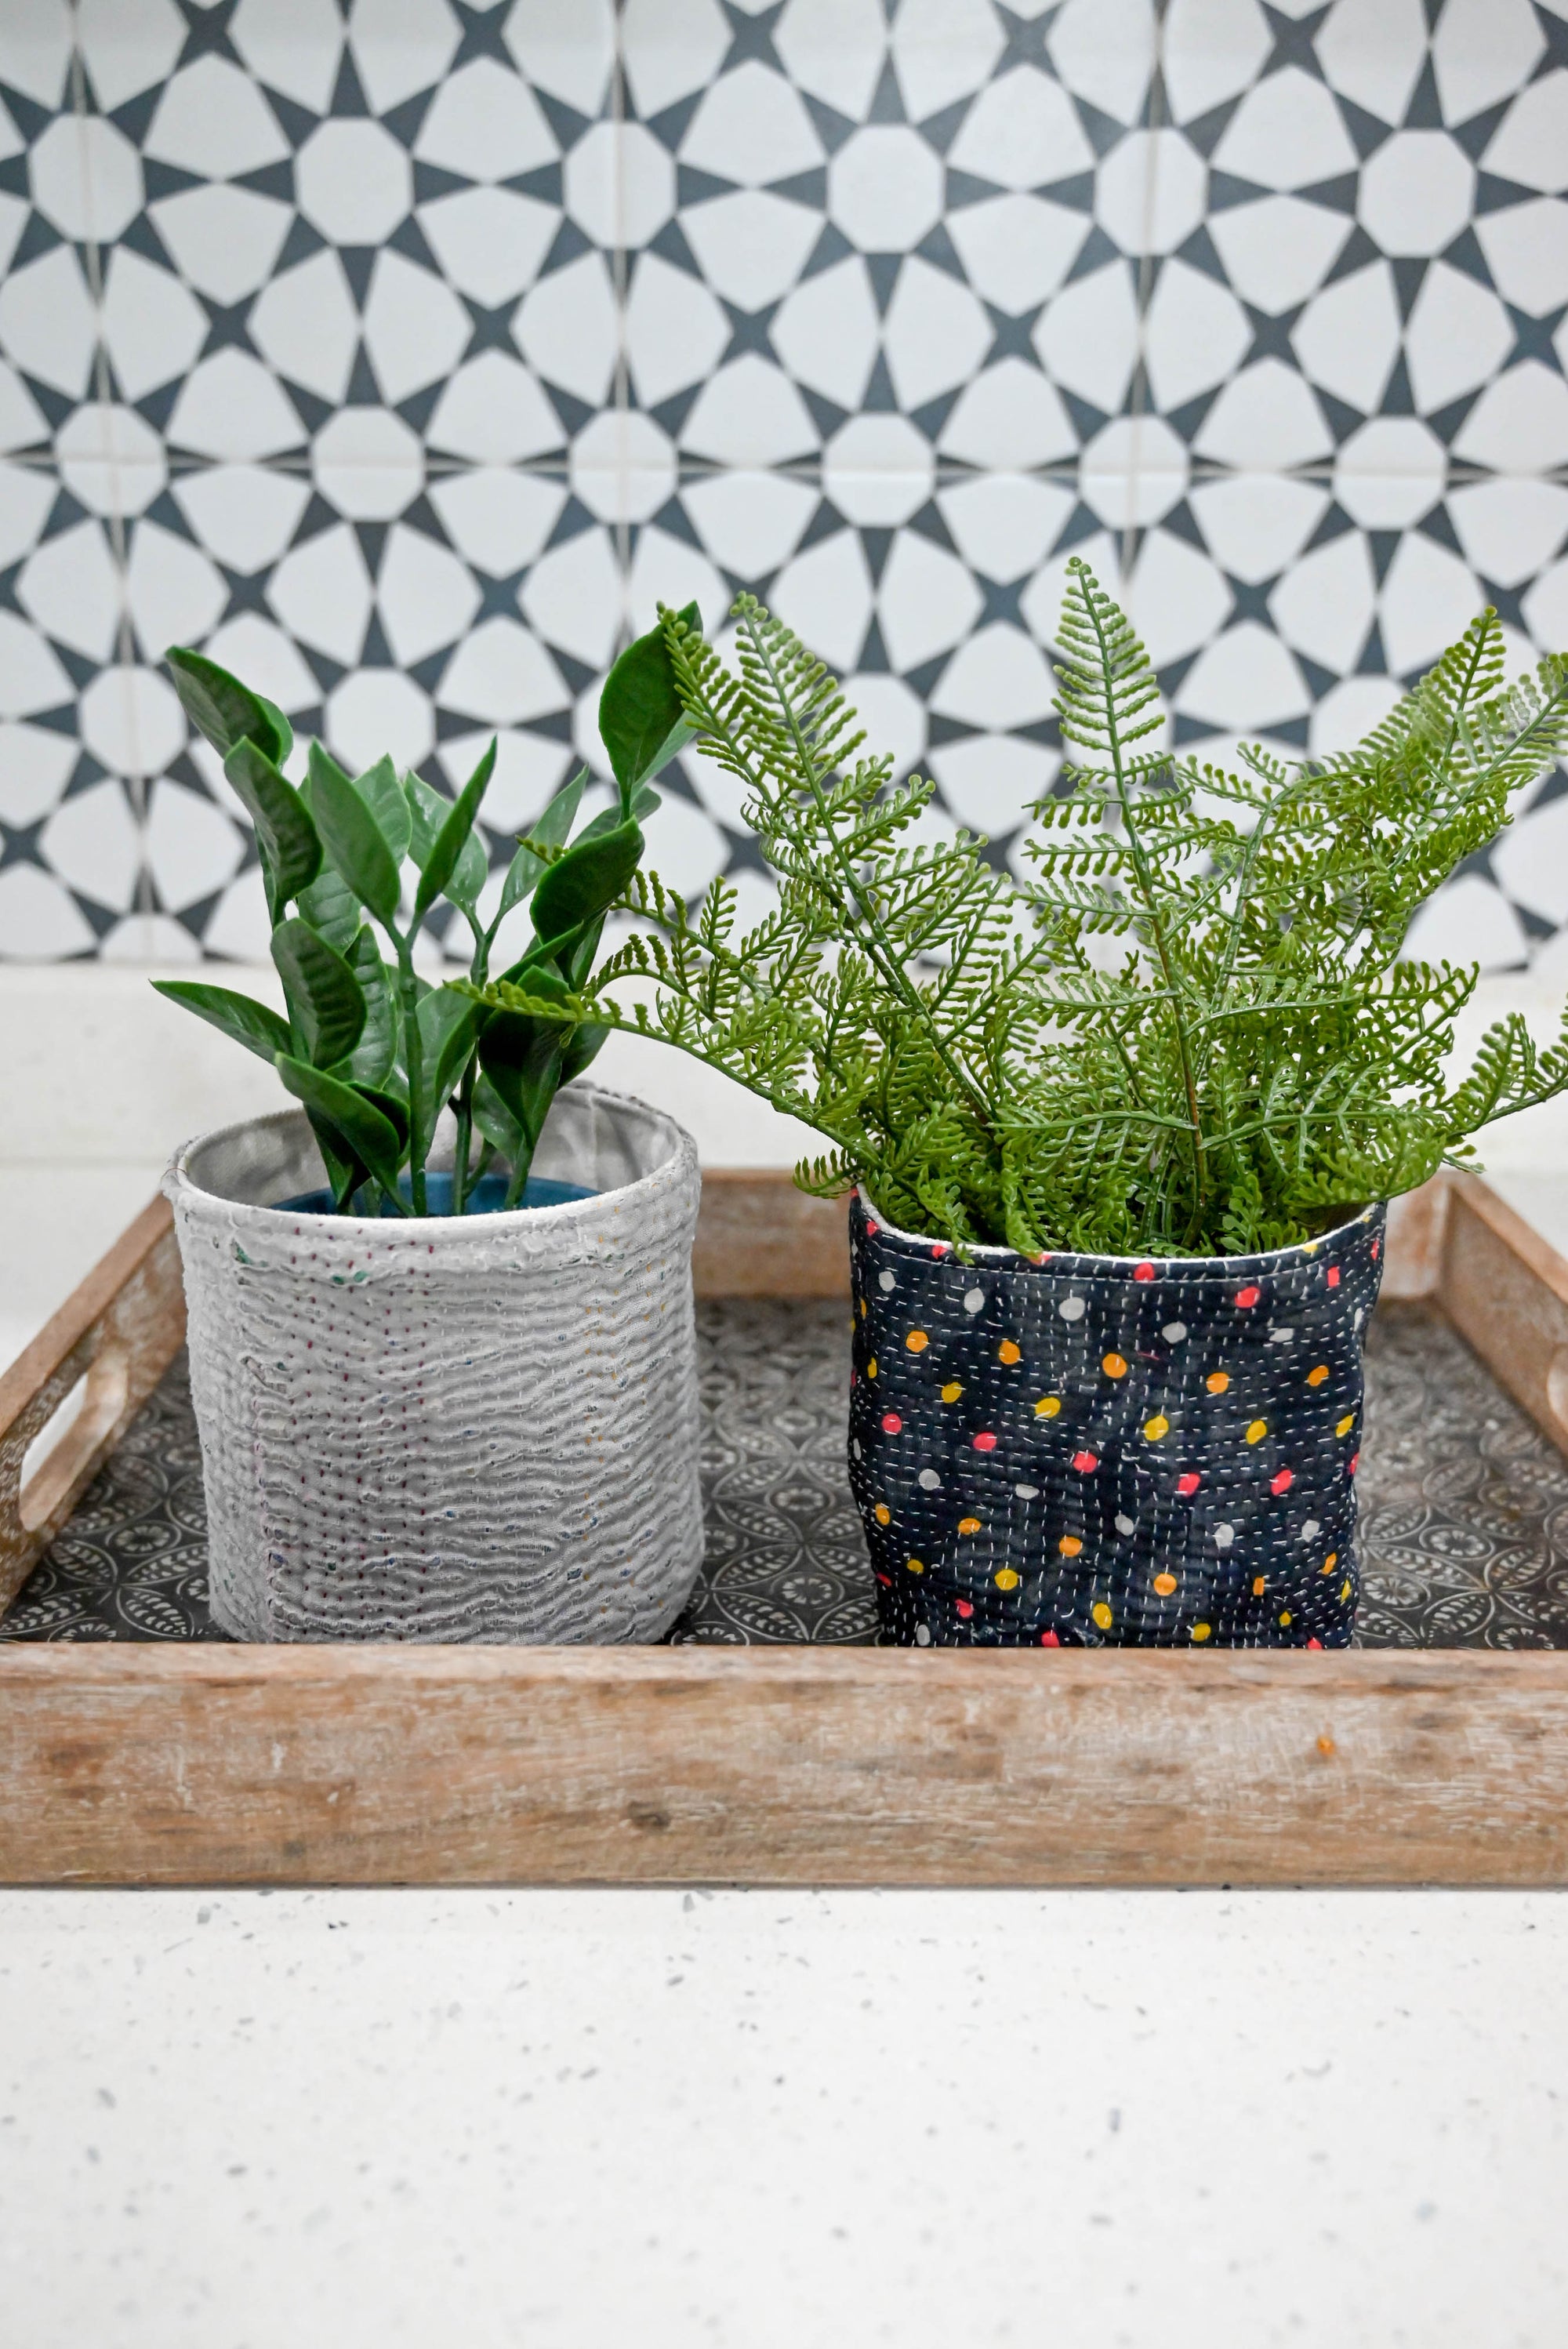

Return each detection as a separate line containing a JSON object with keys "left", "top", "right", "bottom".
{"left": 467, "top": 566, "right": 1568, "bottom": 1258}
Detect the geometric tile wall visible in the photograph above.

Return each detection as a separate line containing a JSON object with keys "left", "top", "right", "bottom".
{"left": 2, "top": 0, "right": 1567, "bottom": 969}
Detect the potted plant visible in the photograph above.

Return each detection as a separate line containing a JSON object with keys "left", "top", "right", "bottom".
{"left": 154, "top": 611, "right": 710, "bottom": 1645}
{"left": 472, "top": 565, "right": 1568, "bottom": 1650}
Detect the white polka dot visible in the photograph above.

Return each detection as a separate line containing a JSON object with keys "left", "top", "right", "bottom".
{"left": 1058, "top": 1295, "right": 1086, "bottom": 1322}
{"left": 964, "top": 1287, "right": 985, "bottom": 1315}
{"left": 918, "top": 1468, "right": 942, "bottom": 1490}
{"left": 1354, "top": 1307, "right": 1366, "bottom": 1329}
{"left": 1214, "top": 1523, "right": 1234, "bottom": 1547}
{"left": 1162, "top": 1320, "right": 1187, "bottom": 1343}
{"left": 1014, "top": 1482, "right": 1039, "bottom": 1500}
{"left": 1269, "top": 1327, "right": 1295, "bottom": 1344}
{"left": 1115, "top": 1513, "right": 1134, "bottom": 1535}
{"left": 1301, "top": 1518, "right": 1320, "bottom": 1541}
{"left": 851, "top": 1439, "right": 862, "bottom": 1461}
{"left": 914, "top": 1622, "right": 931, "bottom": 1646}
{"left": 878, "top": 1269, "right": 897, "bottom": 1292}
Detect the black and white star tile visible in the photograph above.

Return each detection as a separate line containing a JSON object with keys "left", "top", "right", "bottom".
{"left": 0, "top": 0, "right": 1566, "bottom": 972}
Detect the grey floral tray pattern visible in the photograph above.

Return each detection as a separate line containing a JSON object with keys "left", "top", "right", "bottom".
{"left": 5, "top": 1302, "right": 1568, "bottom": 1650}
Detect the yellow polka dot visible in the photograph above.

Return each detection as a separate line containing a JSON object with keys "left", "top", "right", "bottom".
{"left": 859, "top": 1298, "right": 867, "bottom": 1320}
{"left": 1306, "top": 1363, "right": 1328, "bottom": 1386}
{"left": 1253, "top": 1575, "right": 1266, "bottom": 1597}
{"left": 999, "top": 1338, "right": 1022, "bottom": 1365}
{"left": 1152, "top": 1570, "right": 1177, "bottom": 1596}
{"left": 942, "top": 1381, "right": 964, "bottom": 1403}
{"left": 1035, "top": 1396, "right": 1060, "bottom": 1418}
{"left": 995, "top": 1567, "right": 1020, "bottom": 1591}
{"left": 1144, "top": 1414, "right": 1169, "bottom": 1440}
{"left": 1092, "top": 1601, "right": 1112, "bottom": 1629}
{"left": 906, "top": 1556, "right": 924, "bottom": 1574}
{"left": 1340, "top": 1579, "right": 1352, "bottom": 1603}
{"left": 1336, "top": 1414, "right": 1355, "bottom": 1436}
{"left": 1207, "top": 1371, "right": 1229, "bottom": 1394}
{"left": 1103, "top": 1352, "right": 1128, "bottom": 1378}
{"left": 1060, "top": 1534, "right": 1083, "bottom": 1557}
{"left": 906, "top": 1329, "right": 928, "bottom": 1352}
{"left": 1192, "top": 1621, "right": 1212, "bottom": 1643}
{"left": 1245, "top": 1418, "right": 1267, "bottom": 1444}
{"left": 867, "top": 1359, "right": 877, "bottom": 1379}
{"left": 1279, "top": 1609, "right": 1293, "bottom": 1627}
{"left": 874, "top": 1504, "right": 891, "bottom": 1526}
{"left": 1326, "top": 1551, "right": 1338, "bottom": 1570}
{"left": 958, "top": 1516, "right": 982, "bottom": 1536}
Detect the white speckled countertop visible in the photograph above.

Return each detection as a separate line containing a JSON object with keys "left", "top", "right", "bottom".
{"left": 1, "top": 1887, "right": 1565, "bottom": 2347}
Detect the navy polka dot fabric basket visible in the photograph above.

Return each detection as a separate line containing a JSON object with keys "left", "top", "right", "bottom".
{"left": 847, "top": 1193, "right": 1385, "bottom": 1649}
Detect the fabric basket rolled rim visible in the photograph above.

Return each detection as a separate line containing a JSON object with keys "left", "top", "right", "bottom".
{"left": 855, "top": 1186, "right": 1384, "bottom": 1284}
{"left": 165, "top": 1085, "right": 695, "bottom": 1240}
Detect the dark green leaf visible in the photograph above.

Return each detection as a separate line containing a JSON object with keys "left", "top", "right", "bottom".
{"left": 561, "top": 1021, "right": 610, "bottom": 1084}
{"left": 477, "top": 974, "right": 572, "bottom": 1153}
{"left": 493, "top": 838, "right": 544, "bottom": 928}
{"left": 308, "top": 742, "right": 403, "bottom": 931}
{"left": 225, "top": 738, "right": 322, "bottom": 923}
{"left": 151, "top": 979, "right": 291, "bottom": 1065}
{"left": 343, "top": 928, "right": 397, "bottom": 1088}
{"left": 630, "top": 783, "right": 662, "bottom": 821}
{"left": 354, "top": 753, "right": 411, "bottom": 864}
{"left": 295, "top": 862, "right": 361, "bottom": 954}
{"left": 271, "top": 917, "right": 367, "bottom": 1069}
{"left": 414, "top": 740, "right": 495, "bottom": 920}
{"left": 255, "top": 692, "right": 293, "bottom": 767}
{"left": 404, "top": 772, "right": 487, "bottom": 915}
{"left": 471, "top": 1069, "right": 524, "bottom": 1164}
{"left": 166, "top": 647, "right": 288, "bottom": 764}
{"left": 598, "top": 601, "right": 701, "bottom": 794}
{"left": 275, "top": 1056, "right": 406, "bottom": 1196}
{"left": 527, "top": 769, "right": 585, "bottom": 852}
{"left": 529, "top": 819, "right": 643, "bottom": 945}
{"left": 412, "top": 986, "right": 481, "bottom": 1167}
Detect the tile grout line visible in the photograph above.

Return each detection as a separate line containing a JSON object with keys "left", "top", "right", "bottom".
{"left": 67, "top": 2, "right": 154, "bottom": 942}
{"left": 611, "top": 0, "right": 632, "bottom": 655}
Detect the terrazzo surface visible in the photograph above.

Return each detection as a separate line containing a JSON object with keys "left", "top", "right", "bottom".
{"left": 6, "top": 1300, "right": 1568, "bottom": 1649}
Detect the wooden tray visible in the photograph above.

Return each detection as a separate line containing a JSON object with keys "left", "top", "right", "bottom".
{"left": 3, "top": 1170, "right": 1568, "bottom": 1890}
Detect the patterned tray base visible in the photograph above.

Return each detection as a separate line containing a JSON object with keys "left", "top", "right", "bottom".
{"left": 5, "top": 1302, "right": 1567, "bottom": 1649}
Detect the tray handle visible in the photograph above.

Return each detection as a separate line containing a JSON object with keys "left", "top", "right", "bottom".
{"left": 0, "top": 1197, "right": 187, "bottom": 1624}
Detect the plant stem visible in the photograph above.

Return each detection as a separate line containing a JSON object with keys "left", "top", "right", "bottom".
{"left": 1078, "top": 590, "right": 1207, "bottom": 1221}
{"left": 451, "top": 1065, "right": 474, "bottom": 1215}
{"left": 396, "top": 945, "right": 426, "bottom": 1214}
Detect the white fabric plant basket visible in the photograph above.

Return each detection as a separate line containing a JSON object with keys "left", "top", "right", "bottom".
{"left": 164, "top": 1082, "right": 703, "bottom": 1644}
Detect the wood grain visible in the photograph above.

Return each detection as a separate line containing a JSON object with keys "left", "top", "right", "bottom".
{"left": 1437, "top": 1173, "right": 1568, "bottom": 1457}
{"left": 0, "top": 1195, "right": 185, "bottom": 1617}
{"left": 691, "top": 1169, "right": 848, "bottom": 1297}
{"left": 0, "top": 1643, "right": 1565, "bottom": 1887}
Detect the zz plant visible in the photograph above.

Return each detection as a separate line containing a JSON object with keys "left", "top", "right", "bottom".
{"left": 472, "top": 565, "right": 1568, "bottom": 1258}
{"left": 156, "top": 606, "right": 698, "bottom": 1214}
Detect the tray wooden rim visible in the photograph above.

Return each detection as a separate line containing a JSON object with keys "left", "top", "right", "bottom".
{"left": 5, "top": 1165, "right": 1568, "bottom": 1889}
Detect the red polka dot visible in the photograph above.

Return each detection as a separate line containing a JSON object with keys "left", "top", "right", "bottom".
{"left": 974, "top": 1431, "right": 997, "bottom": 1452}
{"left": 882, "top": 1412, "right": 902, "bottom": 1434}
{"left": 1370, "top": 1238, "right": 1380, "bottom": 1262}
{"left": 1348, "top": 1450, "right": 1359, "bottom": 1476}
{"left": 1234, "top": 1285, "right": 1261, "bottom": 1309}
{"left": 1270, "top": 1468, "right": 1294, "bottom": 1495}
{"left": 1327, "top": 1265, "right": 1340, "bottom": 1288}
{"left": 1133, "top": 1261, "right": 1155, "bottom": 1281}
{"left": 1040, "top": 1629, "right": 1060, "bottom": 1646}
{"left": 866, "top": 1219, "right": 880, "bottom": 1236}
{"left": 931, "top": 1243, "right": 949, "bottom": 1257}
{"left": 955, "top": 1599, "right": 974, "bottom": 1619}
{"left": 1072, "top": 1450, "right": 1099, "bottom": 1472}
{"left": 1307, "top": 1636, "right": 1323, "bottom": 1650}
{"left": 876, "top": 1572, "right": 891, "bottom": 1587}
{"left": 1176, "top": 1470, "right": 1200, "bottom": 1496}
